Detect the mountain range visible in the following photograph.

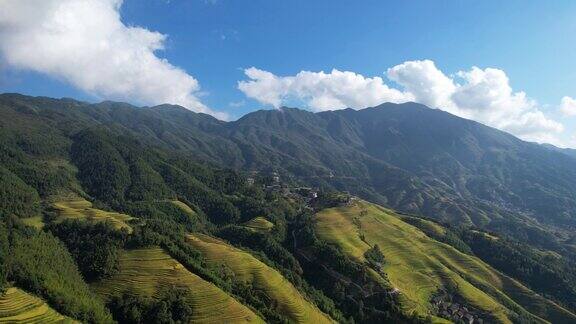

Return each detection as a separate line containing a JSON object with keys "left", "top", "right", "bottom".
{"left": 2, "top": 93, "right": 576, "bottom": 323}
{"left": 3, "top": 93, "right": 575, "bottom": 254}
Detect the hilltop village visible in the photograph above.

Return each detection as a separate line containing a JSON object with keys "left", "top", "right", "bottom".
{"left": 246, "top": 171, "right": 352, "bottom": 207}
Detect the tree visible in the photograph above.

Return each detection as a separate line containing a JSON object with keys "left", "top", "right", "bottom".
{"left": 364, "top": 244, "right": 385, "bottom": 266}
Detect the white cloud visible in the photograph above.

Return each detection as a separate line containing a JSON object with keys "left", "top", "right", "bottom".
{"left": 388, "top": 62, "right": 563, "bottom": 142}
{"left": 0, "top": 0, "right": 227, "bottom": 119}
{"left": 228, "top": 100, "right": 246, "bottom": 108}
{"left": 238, "top": 60, "right": 565, "bottom": 145}
{"left": 560, "top": 96, "right": 576, "bottom": 116}
{"left": 238, "top": 67, "right": 411, "bottom": 111}
{"left": 387, "top": 60, "right": 455, "bottom": 110}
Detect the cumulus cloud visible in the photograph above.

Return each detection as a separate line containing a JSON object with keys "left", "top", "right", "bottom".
{"left": 0, "top": 0, "right": 226, "bottom": 119}
{"left": 388, "top": 61, "right": 563, "bottom": 143}
{"left": 238, "top": 60, "right": 565, "bottom": 144}
{"left": 387, "top": 60, "right": 455, "bottom": 110}
{"left": 560, "top": 96, "right": 576, "bottom": 116}
{"left": 238, "top": 67, "right": 411, "bottom": 111}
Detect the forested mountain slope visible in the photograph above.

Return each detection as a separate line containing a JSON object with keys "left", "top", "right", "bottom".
{"left": 0, "top": 95, "right": 407, "bottom": 322}
{"left": 2, "top": 93, "right": 576, "bottom": 255}
{"left": 2, "top": 93, "right": 576, "bottom": 323}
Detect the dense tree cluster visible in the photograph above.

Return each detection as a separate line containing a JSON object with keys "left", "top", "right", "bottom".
{"left": 126, "top": 200, "right": 207, "bottom": 232}
{"left": 0, "top": 166, "right": 40, "bottom": 218}
{"left": 217, "top": 225, "right": 301, "bottom": 274}
{"left": 71, "top": 130, "right": 132, "bottom": 207}
{"left": 8, "top": 220, "right": 113, "bottom": 323}
{"left": 0, "top": 135, "right": 77, "bottom": 199}
{"left": 46, "top": 220, "right": 128, "bottom": 281}
{"left": 108, "top": 288, "right": 195, "bottom": 324}
{"left": 0, "top": 220, "right": 8, "bottom": 292}
{"left": 462, "top": 230, "right": 576, "bottom": 311}
{"left": 70, "top": 129, "right": 249, "bottom": 226}
{"left": 401, "top": 215, "right": 473, "bottom": 255}
{"left": 364, "top": 244, "right": 385, "bottom": 266}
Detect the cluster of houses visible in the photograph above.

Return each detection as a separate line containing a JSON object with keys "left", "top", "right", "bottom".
{"left": 246, "top": 171, "right": 319, "bottom": 201}
{"left": 431, "top": 294, "right": 484, "bottom": 324}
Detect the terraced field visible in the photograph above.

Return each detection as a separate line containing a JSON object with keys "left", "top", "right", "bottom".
{"left": 52, "top": 199, "right": 134, "bottom": 232}
{"left": 243, "top": 217, "right": 274, "bottom": 233}
{"left": 187, "top": 234, "right": 333, "bottom": 323}
{"left": 20, "top": 216, "right": 45, "bottom": 230}
{"left": 315, "top": 200, "right": 576, "bottom": 324}
{"left": 399, "top": 215, "right": 446, "bottom": 237}
{"left": 91, "top": 247, "right": 263, "bottom": 323}
{"left": 169, "top": 200, "right": 197, "bottom": 216}
{"left": 0, "top": 288, "right": 76, "bottom": 323}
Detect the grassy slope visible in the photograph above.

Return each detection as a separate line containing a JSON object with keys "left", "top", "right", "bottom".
{"left": 315, "top": 200, "right": 576, "bottom": 324}
{"left": 52, "top": 199, "right": 133, "bottom": 232}
{"left": 91, "top": 247, "right": 263, "bottom": 324}
{"left": 0, "top": 288, "right": 76, "bottom": 323}
{"left": 20, "top": 216, "right": 45, "bottom": 230}
{"left": 187, "top": 234, "right": 333, "bottom": 324}
{"left": 399, "top": 215, "right": 446, "bottom": 237}
{"left": 243, "top": 217, "right": 274, "bottom": 233}
{"left": 170, "top": 200, "right": 197, "bottom": 216}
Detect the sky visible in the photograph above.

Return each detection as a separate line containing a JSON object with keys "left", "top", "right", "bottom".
{"left": 1, "top": 0, "right": 576, "bottom": 146}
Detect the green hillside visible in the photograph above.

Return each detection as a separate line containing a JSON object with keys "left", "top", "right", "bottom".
{"left": 315, "top": 200, "right": 576, "bottom": 323}
{"left": 2, "top": 93, "right": 576, "bottom": 323}
{"left": 0, "top": 288, "right": 76, "bottom": 323}
{"left": 5, "top": 93, "right": 576, "bottom": 238}
{"left": 20, "top": 216, "right": 45, "bottom": 230}
{"left": 6, "top": 227, "right": 113, "bottom": 323}
{"left": 243, "top": 216, "right": 274, "bottom": 233}
{"left": 187, "top": 233, "right": 333, "bottom": 323}
{"left": 52, "top": 199, "right": 134, "bottom": 232}
{"left": 170, "top": 200, "right": 198, "bottom": 217}
{"left": 91, "top": 247, "right": 264, "bottom": 324}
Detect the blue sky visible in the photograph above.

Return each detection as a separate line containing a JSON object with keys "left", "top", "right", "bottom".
{"left": 1, "top": 0, "right": 575, "bottom": 146}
